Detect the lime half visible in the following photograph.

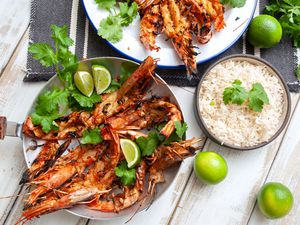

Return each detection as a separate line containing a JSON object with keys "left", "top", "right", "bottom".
{"left": 120, "top": 138, "right": 141, "bottom": 168}
{"left": 92, "top": 65, "right": 111, "bottom": 94}
{"left": 74, "top": 71, "right": 94, "bottom": 97}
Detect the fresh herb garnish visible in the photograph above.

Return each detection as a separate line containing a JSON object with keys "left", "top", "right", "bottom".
{"left": 31, "top": 87, "right": 69, "bottom": 133}
{"left": 220, "top": 0, "right": 246, "bottom": 8}
{"left": 223, "top": 79, "right": 248, "bottom": 105}
{"left": 136, "top": 131, "right": 160, "bottom": 156}
{"left": 174, "top": 121, "right": 188, "bottom": 140}
{"left": 223, "top": 80, "right": 270, "bottom": 112}
{"left": 28, "top": 25, "right": 101, "bottom": 132}
{"left": 96, "top": 1, "right": 138, "bottom": 43}
{"left": 80, "top": 128, "right": 103, "bottom": 144}
{"left": 265, "top": 0, "right": 300, "bottom": 48}
{"left": 296, "top": 64, "right": 300, "bottom": 80}
{"left": 115, "top": 161, "right": 136, "bottom": 186}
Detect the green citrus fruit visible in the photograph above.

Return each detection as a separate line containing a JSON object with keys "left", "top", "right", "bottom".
{"left": 257, "top": 182, "right": 293, "bottom": 219}
{"left": 74, "top": 71, "right": 94, "bottom": 97}
{"left": 92, "top": 65, "right": 111, "bottom": 94}
{"left": 193, "top": 152, "right": 228, "bottom": 184}
{"left": 120, "top": 139, "right": 141, "bottom": 168}
{"left": 247, "top": 15, "right": 282, "bottom": 48}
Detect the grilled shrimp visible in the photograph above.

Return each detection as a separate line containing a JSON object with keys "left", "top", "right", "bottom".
{"left": 140, "top": 4, "right": 163, "bottom": 51}
{"left": 24, "top": 143, "right": 105, "bottom": 209}
{"left": 88, "top": 161, "right": 147, "bottom": 212}
{"left": 148, "top": 138, "right": 201, "bottom": 194}
{"left": 20, "top": 140, "right": 71, "bottom": 184}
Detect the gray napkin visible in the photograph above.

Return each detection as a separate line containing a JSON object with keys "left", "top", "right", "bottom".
{"left": 25, "top": 0, "right": 300, "bottom": 92}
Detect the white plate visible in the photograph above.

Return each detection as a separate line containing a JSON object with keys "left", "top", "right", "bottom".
{"left": 82, "top": 0, "right": 258, "bottom": 68}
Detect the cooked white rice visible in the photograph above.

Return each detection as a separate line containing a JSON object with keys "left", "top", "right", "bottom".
{"left": 199, "top": 60, "right": 285, "bottom": 147}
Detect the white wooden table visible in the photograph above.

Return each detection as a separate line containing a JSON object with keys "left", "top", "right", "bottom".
{"left": 0, "top": 1, "right": 299, "bottom": 225}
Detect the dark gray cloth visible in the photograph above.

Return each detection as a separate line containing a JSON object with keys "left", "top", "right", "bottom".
{"left": 25, "top": 0, "right": 300, "bottom": 92}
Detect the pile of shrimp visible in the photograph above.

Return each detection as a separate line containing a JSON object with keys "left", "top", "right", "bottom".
{"left": 17, "top": 56, "right": 202, "bottom": 224}
{"left": 137, "top": 0, "right": 225, "bottom": 76}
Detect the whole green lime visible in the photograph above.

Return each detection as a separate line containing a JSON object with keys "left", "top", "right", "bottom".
{"left": 247, "top": 15, "right": 282, "bottom": 48}
{"left": 257, "top": 182, "right": 293, "bottom": 219}
{"left": 193, "top": 152, "right": 228, "bottom": 185}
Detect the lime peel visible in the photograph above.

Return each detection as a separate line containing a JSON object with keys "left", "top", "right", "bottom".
{"left": 92, "top": 65, "right": 112, "bottom": 94}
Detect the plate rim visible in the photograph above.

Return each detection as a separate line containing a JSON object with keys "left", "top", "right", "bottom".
{"left": 81, "top": 0, "right": 258, "bottom": 69}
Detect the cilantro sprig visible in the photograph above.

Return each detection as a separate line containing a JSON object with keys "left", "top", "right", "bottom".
{"left": 265, "top": 0, "right": 300, "bottom": 48}
{"left": 220, "top": 0, "right": 246, "bottom": 8}
{"left": 96, "top": 1, "right": 138, "bottom": 43}
{"left": 28, "top": 25, "right": 101, "bottom": 132}
{"left": 136, "top": 121, "right": 188, "bottom": 156}
{"left": 223, "top": 80, "right": 270, "bottom": 112}
{"left": 80, "top": 128, "right": 103, "bottom": 145}
{"left": 115, "top": 161, "right": 136, "bottom": 186}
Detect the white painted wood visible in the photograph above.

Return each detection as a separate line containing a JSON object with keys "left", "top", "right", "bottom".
{"left": 0, "top": 0, "right": 30, "bottom": 74}
{"left": 169, "top": 95, "right": 299, "bottom": 225}
{"left": 247, "top": 100, "right": 300, "bottom": 225}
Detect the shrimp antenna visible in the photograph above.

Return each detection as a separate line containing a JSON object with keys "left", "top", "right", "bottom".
{"left": 0, "top": 192, "right": 30, "bottom": 200}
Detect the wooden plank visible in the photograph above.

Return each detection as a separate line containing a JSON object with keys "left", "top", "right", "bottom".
{"left": 0, "top": 0, "right": 30, "bottom": 75}
{"left": 88, "top": 87, "right": 206, "bottom": 225}
{"left": 247, "top": 99, "right": 300, "bottom": 225}
{"left": 168, "top": 94, "right": 299, "bottom": 225}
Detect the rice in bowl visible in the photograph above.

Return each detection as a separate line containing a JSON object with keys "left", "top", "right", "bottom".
{"left": 198, "top": 59, "right": 286, "bottom": 147}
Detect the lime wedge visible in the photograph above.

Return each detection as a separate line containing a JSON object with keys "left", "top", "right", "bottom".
{"left": 92, "top": 65, "right": 111, "bottom": 94}
{"left": 120, "top": 138, "right": 141, "bottom": 168}
{"left": 74, "top": 71, "right": 94, "bottom": 97}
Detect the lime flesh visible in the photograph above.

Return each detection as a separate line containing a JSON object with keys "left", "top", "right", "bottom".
{"left": 120, "top": 139, "right": 141, "bottom": 168}
{"left": 194, "top": 152, "right": 228, "bottom": 185}
{"left": 257, "top": 182, "right": 293, "bottom": 219}
{"left": 74, "top": 71, "right": 94, "bottom": 97}
{"left": 92, "top": 65, "right": 111, "bottom": 94}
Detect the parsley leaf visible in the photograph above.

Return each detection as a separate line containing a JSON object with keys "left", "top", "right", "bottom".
{"left": 71, "top": 90, "right": 101, "bottom": 108}
{"left": 136, "top": 131, "right": 160, "bottom": 156}
{"left": 220, "top": 0, "right": 246, "bottom": 8}
{"left": 95, "top": 0, "right": 116, "bottom": 10}
{"left": 80, "top": 128, "right": 103, "bottom": 144}
{"left": 174, "top": 121, "right": 188, "bottom": 140}
{"left": 296, "top": 64, "right": 300, "bottom": 80}
{"left": 265, "top": 0, "right": 300, "bottom": 47}
{"left": 98, "top": 15, "right": 123, "bottom": 43}
{"left": 223, "top": 80, "right": 248, "bottom": 105}
{"left": 115, "top": 161, "right": 136, "bottom": 186}
{"left": 248, "top": 83, "right": 270, "bottom": 112}
{"left": 28, "top": 43, "right": 57, "bottom": 67}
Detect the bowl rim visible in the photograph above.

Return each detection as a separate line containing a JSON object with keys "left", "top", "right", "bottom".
{"left": 195, "top": 54, "right": 292, "bottom": 151}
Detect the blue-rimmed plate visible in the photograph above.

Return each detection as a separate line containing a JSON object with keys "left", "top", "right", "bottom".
{"left": 82, "top": 0, "right": 258, "bottom": 68}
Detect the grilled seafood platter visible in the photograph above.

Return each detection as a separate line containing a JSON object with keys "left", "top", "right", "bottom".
{"left": 83, "top": 0, "right": 257, "bottom": 76}
{"left": 18, "top": 56, "right": 201, "bottom": 223}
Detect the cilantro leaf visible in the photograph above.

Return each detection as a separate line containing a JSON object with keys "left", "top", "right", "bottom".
{"left": 28, "top": 43, "right": 57, "bottom": 67}
{"left": 296, "top": 64, "right": 300, "bottom": 80}
{"left": 50, "top": 25, "right": 74, "bottom": 47}
{"left": 115, "top": 161, "right": 136, "bottom": 186}
{"left": 80, "top": 128, "right": 103, "bottom": 144}
{"left": 265, "top": 0, "right": 300, "bottom": 47}
{"left": 98, "top": 15, "right": 123, "bottom": 43}
{"left": 31, "top": 112, "right": 60, "bottom": 133}
{"left": 174, "top": 121, "right": 188, "bottom": 140}
{"left": 119, "top": 2, "right": 138, "bottom": 26}
{"left": 223, "top": 80, "right": 248, "bottom": 105}
{"left": 136, "top": 131, "right": 160, "bottom": 156}
{"left": 120, "top": 62, "right": 138, "bottom": 84}
{"left": 220, "top": 0, "right": 246, "bottom": 8}
{"left": 71, "top": 90, "right": 101, "bottom": 108}
{"left": 95, "top": 0, "right": 116, "bottom": 10}
{"left": 248, "top": 83, "right": 270, "bottom": 112}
